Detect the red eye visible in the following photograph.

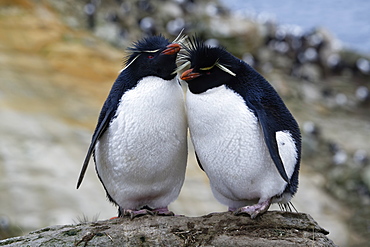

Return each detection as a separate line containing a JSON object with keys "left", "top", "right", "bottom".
{"left": 206, "top": 71, "right": 211, "bottom": 75}
{"left": 148, "top": 55, "right": 154, "bottom": 59}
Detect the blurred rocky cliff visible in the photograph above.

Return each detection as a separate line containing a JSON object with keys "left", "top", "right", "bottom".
{"left": 0, "top": 0, "right": 369, "bottom": 246}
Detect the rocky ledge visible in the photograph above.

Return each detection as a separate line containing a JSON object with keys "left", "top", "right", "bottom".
{"left": 0, "top": 212, "right": 336, "bottom": 247}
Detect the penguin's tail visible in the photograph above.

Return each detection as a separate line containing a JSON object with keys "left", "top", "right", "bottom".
{"left": 278, "top": 202, "right": 298, "bottom": 213}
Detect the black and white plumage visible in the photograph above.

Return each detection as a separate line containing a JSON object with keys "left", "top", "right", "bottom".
{"left": 179, "top": 38, "right": 301, "bottom": 218}
{"left": 77, "top": 35, "right": 188, "bottom": 218}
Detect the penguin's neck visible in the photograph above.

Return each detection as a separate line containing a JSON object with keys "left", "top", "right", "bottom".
{"left": 115, "top": 76, "right": 181, "bottom": 118}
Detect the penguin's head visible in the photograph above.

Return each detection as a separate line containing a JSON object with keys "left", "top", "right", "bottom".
{"left": 179, "top": 37, "right": 240, "bottom": 94}
{"left": 122, "top": 35, "right": 181, "bottom": 81}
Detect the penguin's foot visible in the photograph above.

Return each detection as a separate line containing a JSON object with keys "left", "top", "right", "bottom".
{"left": 122, "top": 209, "right": 154, "bottom": 219}
{"left": 152, "top": 207, "right": 175, "bottom": 216}
{"left": 233, "top": 199, "right": 272, "bottom": 219}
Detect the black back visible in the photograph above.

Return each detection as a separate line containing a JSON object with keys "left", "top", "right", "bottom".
{"left": 229, "top": 62, "right": 301, "bottom": 193}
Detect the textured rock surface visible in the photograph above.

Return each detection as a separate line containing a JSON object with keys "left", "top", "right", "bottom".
{"left": 1, "top": 0, "right": 370, "bottom": 246}
{"left": 0, "top": 212, "right": 336, "bottom": 247}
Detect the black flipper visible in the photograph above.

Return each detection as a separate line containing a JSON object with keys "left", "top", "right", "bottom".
{"left": 251, "top": 102, "right": 290, "bottom": 184}
{"left": 76, "top": 109, "right": 115, "bottom": 189}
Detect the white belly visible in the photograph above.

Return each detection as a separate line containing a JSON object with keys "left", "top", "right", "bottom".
{"left": 95, "top": 76, "right": 188, "bottom": 210}
{"left": 186, "top": 85, "right": 296, "bottom": 208}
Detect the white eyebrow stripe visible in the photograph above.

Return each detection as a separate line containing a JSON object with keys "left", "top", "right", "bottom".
{"left": 119, "top": 54, "right": 141, "bottom": 73}
{"left": 199, "top": 63, "right": 216, "bottom": 71}
{"left": 141, "top": 49, "right": 160, "bottom": 53}
{"left": 216, "top": 63, "right": 236, "bottom": 76}
{"left": 173, "top": 28, "right": 185, "bottom": 43}
{"left": 173, "top": 61, "right": 190, "bottom": 75}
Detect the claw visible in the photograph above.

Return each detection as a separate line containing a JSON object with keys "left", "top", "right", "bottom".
{"left": 233, "top": 198, "right": 272, "bottom": 219}
{"left": 152, "top": 207, "right": 175, "bottom": 216}
{"left": 228, "top": 207, "right": 237, "bottom": 212}
{"left": 118, "top": 206, "right": 175, "bottom": 219}
{"left": 122, "top": 209, "right": 154, "bottom": 219}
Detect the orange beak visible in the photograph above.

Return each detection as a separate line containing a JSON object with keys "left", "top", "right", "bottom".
{"left": 161, "top": 43, "right": 181, "bottom": 55}
{"left": 180, "top": 68, "right": 201, "bottom": 81}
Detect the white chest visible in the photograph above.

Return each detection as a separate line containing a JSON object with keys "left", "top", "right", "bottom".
{"left": 186, "top": 85, "right": 262, "bottom": 171}
{"left": 95, "top": 76, "right": 188, "bottom": 209}
{"left": 186, "top": 85, "right": 296, "bottom": 207}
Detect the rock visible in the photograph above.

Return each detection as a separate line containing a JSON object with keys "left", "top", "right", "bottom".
{"left": 0, "top": 212, "right": 336, "bottom": 247}
{"left": 1, "top": 0, "right": 370, "bottom": 246}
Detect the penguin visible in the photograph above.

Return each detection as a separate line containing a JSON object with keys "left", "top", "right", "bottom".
{"left": 77, "top": 35, "right": 188, "bottom": 218}
{"left": 179, "top": 37, "right": 301, "bottom": 218}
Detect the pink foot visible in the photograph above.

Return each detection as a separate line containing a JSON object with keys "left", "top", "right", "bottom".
{"left": 152, "top": 207, "right": 175, "bottom": 216}
{"left": 233, "top": 199, "right": 272, "bottom": 219}
{"left": 122, "top": 209, "right": 154, "bottom": 219}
